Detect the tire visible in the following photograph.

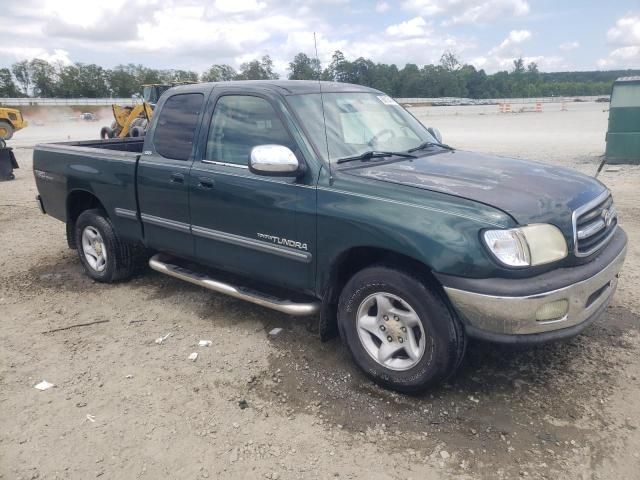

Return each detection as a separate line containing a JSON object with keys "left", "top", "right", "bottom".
{"left": 130, "top": 126, "right": 145, "bottom": 137}
{"left": 100, "top": 126, "right": 114, "bottom": 139}
{"left": 128, "top": 118, "right": 147, "bottom": 138}
{"left": 0, "top": 121, "right": 14, "bottom": 140}
{"left": 74, "top": 209, "right": 142, "bottom": 283}
{"left": 337, "top": 266, "right": 466, "bottom": 393}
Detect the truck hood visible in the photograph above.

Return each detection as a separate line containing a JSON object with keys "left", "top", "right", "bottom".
{"left": 343, "top": 150, "right": 606, "bottom": 229}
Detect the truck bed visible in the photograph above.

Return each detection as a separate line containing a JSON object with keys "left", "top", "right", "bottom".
{"left": 47, "top": 137, "right": 145, "bottom": 153}
{"left": 33, "top": 137, "right": 144, "bottom": 242}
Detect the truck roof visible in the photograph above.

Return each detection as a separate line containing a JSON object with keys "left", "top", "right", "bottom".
{"left": 614, "top": 76, "right": 640, "bottom": 84}
{"left": 169, "top": 80, "right": 382, "bottom": 96}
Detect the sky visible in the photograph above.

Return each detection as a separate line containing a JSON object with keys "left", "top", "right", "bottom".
{"left": 0, "top": 0, "right": 639, "bottom": 76}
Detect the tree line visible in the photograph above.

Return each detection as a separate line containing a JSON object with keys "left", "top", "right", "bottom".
{"left": 1, "top": 51, "right": 637, "bottom": 99}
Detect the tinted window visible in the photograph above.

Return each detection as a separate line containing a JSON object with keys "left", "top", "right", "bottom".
{"left": 205, "top": 95, "right": 295, "bottom": 165}
{"left": 154, "top": 93, "right": 203, "bottom": 160}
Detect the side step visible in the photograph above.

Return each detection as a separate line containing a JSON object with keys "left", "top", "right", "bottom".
{"left": 148, "top": 253, "right": 320, "bottom": 316}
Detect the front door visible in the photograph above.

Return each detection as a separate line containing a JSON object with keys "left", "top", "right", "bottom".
{"left": 188, "top": 92, "right": 316, "bottom": 291}
{"left": 137, "top": 92, "right": 205, "bottom": 256}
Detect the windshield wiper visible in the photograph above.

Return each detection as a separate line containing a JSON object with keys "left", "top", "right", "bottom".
{"left": 407, "top": 141, "right": 454, "bottom": 153}
{"left": 336, "top": 150, "right": 417, "bottom": 164}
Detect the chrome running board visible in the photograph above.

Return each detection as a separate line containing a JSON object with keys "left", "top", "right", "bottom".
{"left": 149, "top": 253, "right": 320, "bottom": 316}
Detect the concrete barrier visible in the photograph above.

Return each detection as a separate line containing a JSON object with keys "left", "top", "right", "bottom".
{"left": 0, "top": 98, "right": 135, "bottom": 106}
{"left": 0, "top": 95, "right": 608, "bottom": 108}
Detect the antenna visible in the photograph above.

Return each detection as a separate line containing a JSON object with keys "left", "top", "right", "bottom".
{"left": 314, "top": 32, "right": 332, "bottom": 184}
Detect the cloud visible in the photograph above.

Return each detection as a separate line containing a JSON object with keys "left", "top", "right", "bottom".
{"left": 471, "top": 30, "right": 562, "bottom": 72}
{"left": 559, "top": 41, "right": 580, "bottom": 51}
{"left": 401, "top": 0, "right": 444, "bottom": 17}
{"left": 520, "top": 55, "right": 563, "bottom": 70}
{"left": 606, "top": 15, "right": 640, "bottom": 46}
{"left": 598, "top": 14, "right": 640, "bottom": 68}
{"left": 0, "top": 47, "right": 72, "bottom": 65}
{"left": 342, "top": 28, "right": 474, "bottom": 67}
{"left": 402, "top": 0, "right": 530, "bottom": 25}
{"left": 490, "top": 30, "right": 532, "bottom": 55}
{"left": 385, "top": 17, "right": 430, "bottom": 38}
{"left": 44, "top": 6, "right": 142, "bottom": 42}
{"left": 0, "top": 0, "right": 612, "bottom": 76}
{"left": 278, "top": 31, "right": 348, "bottom": 66}
{"left": 501, "top": 30, "right": 531, "bottom": 45}
{"left": 472, "top": 53, "right": 563, "bottom": 72}
{"left": 597, "top": 46, "right": 640, "bottom": 68}
{"left": 0, "top": 0, "right": 322, "bottom": 62}
{"left": 447, "top": 0, "right": 529, "bottom": 25}
{"left": 214, "top": 0, "right": 266, "bottom": 14}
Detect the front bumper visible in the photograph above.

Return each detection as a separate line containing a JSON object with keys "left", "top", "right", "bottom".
{"left": 438, "top": 228, "right": 627, "bottom": 344}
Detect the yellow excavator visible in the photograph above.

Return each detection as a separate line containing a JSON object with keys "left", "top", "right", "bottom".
{"left": 100, "top": 84, "right": 177, "bottom": 139}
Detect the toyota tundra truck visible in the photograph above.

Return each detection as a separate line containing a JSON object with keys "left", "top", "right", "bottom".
{"left": 33, "top": 81, "right": 627, "bottom": 392}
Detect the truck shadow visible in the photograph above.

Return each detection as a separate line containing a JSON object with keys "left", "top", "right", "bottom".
{"left": 246, "top": 304, "right": 638, "bottom": 475}
{"left": 22, "top": 251, "right": 104, "bottom": 295}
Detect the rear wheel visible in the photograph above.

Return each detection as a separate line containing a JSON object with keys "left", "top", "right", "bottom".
{"left": 74, "top": 209, "right": 143, "bottom": 282}
{"left": 0, "top": 121, "right": 14, "bottom": 140}
{"left": 338, "top": 266, "right": 466, "bottom": 393}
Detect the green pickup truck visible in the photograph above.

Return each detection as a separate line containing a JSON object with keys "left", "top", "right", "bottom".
{"left": 33, "top": 81, "right": 627, "bottom": 392}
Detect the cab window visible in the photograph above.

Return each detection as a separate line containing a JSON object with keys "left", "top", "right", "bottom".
{"left": 205, "top": 95, "right": 295, "bottom": 166}
{"left": 153, "top": 93, "right": 203, "bottom": 160}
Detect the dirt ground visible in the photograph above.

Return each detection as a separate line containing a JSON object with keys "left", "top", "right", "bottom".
{"left": 1, "top": 103, "right": 639, "bottom": 479}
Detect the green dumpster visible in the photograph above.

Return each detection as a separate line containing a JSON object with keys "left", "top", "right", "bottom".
{"left": 605, "top": 76, "right": 640, "bottom": 164}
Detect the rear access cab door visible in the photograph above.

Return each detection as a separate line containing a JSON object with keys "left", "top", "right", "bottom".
{"left": 138, "top": 91, "right": 206, "bottom": 257}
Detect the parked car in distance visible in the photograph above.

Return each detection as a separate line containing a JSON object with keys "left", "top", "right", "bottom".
{"left": 80, "top": 112, "right": 98, "bottom": 122}
{"left": 33, "top": 81, "right": 627, "bottom": 392}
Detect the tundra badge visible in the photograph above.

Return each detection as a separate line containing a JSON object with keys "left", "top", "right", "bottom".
{"left": 257, "top": 233, "right": 308, "bottom": 251}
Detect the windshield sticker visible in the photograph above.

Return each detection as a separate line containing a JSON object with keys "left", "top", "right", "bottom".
{"left": 377, "top": 95, "right": 398, "bottom": 106}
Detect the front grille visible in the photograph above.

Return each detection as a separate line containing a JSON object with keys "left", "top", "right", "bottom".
{"left": 573, "top": 192, "right": 617, "bottom": 257}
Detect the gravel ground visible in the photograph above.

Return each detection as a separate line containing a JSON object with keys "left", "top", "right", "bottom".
{"left": 1, "top": 103, "right": 639, "bottom": 479}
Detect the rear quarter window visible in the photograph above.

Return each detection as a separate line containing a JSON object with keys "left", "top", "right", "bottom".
{"left": 153, "top": 93, "right": 204, "bottom": 160}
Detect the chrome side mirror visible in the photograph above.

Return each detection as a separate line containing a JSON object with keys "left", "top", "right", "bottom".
{"left": 249, "top": 145, "right": 301, "bottom": 177}
{"left": 427, "top": 127, "right": 443, "bottom": 144}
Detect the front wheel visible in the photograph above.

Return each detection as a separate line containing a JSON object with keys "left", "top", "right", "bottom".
{"left": 100, "top": 126, "right": 114, "bottom": 139}
{"left": 130, "top": 125, "right": 145, "bottom": 137}
{"left": 74, "top": 209, "right": 142, "bottom": 282}
{"left": 0, "top": 121, "right": 14, "bottom": 140}
{"left": 337, "top": 266, "right": 466, "bottom": 393}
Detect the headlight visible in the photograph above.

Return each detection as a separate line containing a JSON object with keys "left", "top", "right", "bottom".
{"left": 483, "top": 224, "right": 568, "bottom": 267}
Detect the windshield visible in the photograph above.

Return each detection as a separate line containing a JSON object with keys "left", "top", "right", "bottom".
{"left": 286, "top": 92, "right": 437, "bottom": 164}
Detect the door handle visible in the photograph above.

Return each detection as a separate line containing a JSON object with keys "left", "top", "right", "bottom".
{"left": 197, "top": 177, "right": 215, "bottom": 190}
{"left": 170, "top": 173, "right": 185, "bottom": 184}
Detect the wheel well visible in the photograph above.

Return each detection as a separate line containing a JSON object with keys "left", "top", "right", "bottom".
{"left": 65, "top": 190, "right": 106, "bottom": 249}
{"left": 319, "top": 246, "right": 439, "bottom": 341}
